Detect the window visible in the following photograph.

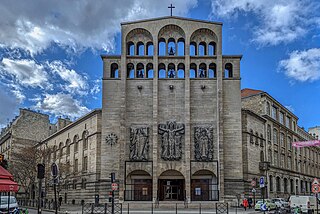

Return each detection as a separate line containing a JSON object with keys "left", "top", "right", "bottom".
{"left": 127, "top": 42, "right": 134, "bottom": 56}
{"left": 198, "top": 42, "right": 206, "bottom": 56}
{"left": 279, "top": 112, "right": 284, "bottom": 124}
{"left": 208, "top": 63, "right": 216, "bottom": 78}
{"left": 74, "top": 135, "right": 79, "bottom": 152}
{"left": 136, "top": 41, "right": 144, "bottom": 56}
{"left": 250, "top": 129, "right": 254, "bottom": 143}
{"left": 74, "top": 159, "right": 78, "bottom": 173}
{"left": 255, "top": 132, "right": 259, "bottom": 145}
{"left": 267, "top": 125, "right": 271, "bottom": 143}
{"left": 110, "top": 63, "right": 119, "bottom": 78}
{"left": 158, "top": 63, "right": 166, "bottom": 78}
{"left": 190, "top": 63, "right": 197, "bottom": 78}
{"left": 276, "top": 177, "right": 281, "bottom": 192}
{"left": 224, "top": 63, "right": 233, "bottom": 78}
{"left": 66, "top": 139, "right": 70, "bottom": 155}
{"left": 177, "top": 38, "right": 185, "bottom": 56}
{"left": 268, "top": 149, "right": 272, "bottom": 164}
{"left": 190, "top": 42, "right": 197, "bottom": 56}
{"left": 83, "top": 156, "right": 88, "bottom": 172}
{"left": 280, "top": 133, "right": 285, "bottom": 148}
{"left": 273, "top": 129, "right": 278, "bottom": 145}
{"left": 290, "top": 179, "right": 294, "bottom": 193}
{"left": 274, "top": 151, "right": 279, "bottom": 166}
{"left": 269, "top": 175, "right": 273, "bottom": 192}
{"left": 284, "top": 178, "right": 288, "bottom": 193}
{"left": 287, "top": 137, "right": 292, "bottom": 151}
{"left": 260, "top": 134, "right": 264, "bottom": 147}
{"left": 281, "top": 154, "right": 285, "bottom": 168}
{"left": 288, "top": 157, "right": 292, "bottom": 169}
{"left": 59, "top": 142, "right": 63, "bottom": 158}
{"left": 146, "top": 42, "right": 153, "bottom": 56}
{"left": 208, "top": 42, "right": 216, "bottom": 55}
{"left": 82, "top": 131, "right": 88, "bottom": 150}
{"left": 260, "top": 151, "right": 264, "bottom": 162}
{"left": 177, "top": 63, "right": 185, "bottom": 78}
{"left": 272, "top": 106, "right": 277, "bottom": 120}
{"left": 158, "top": 38, "right": 166, "bottom": 56}
{"left": 286, "top": 116, "right": 291, "bottom": 128}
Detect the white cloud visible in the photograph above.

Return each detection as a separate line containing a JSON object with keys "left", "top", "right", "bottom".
{"left": 211, "top": 0, "right": 319, "bottom": 46}
{"left": 0, "top": 58, "right": 50, "bottom": 89}
{"left": 279, "top": 48, "right": 320, "bottom": 82}
{"left": 48, "top": 61, "right": 88, "bottom": 95}
{"left": 0, "top": 89, "right": 20, "bottom": 128}
{"left": 90, "top": 79, "right": 101, "bottom": 95}
{"left": 0, "top": 0, "right": 197, "bottom": 55}
{"left": 34, "top": 93, "right": 90, "bottom": 118}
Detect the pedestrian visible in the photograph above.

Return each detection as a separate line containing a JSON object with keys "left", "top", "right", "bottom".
{"left": 243, "top": 198, "right": 249, "bottom": 211}
{"left": 248, "top": 197, "right": 253, "bottom": 209}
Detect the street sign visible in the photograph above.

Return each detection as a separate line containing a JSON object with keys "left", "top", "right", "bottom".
{"left": 252, "top": 188, "right": 256, "bottom": 193}
{"left": 259, "top": 177, "right": 265, "bottom": 188}
{"left": 261, "top": 203, "right": 267, "bottom": 211}
{"left": 312, "top": 184, "right": 320, "bottom": 194}
{"left": 51, "top": 163, "right": 59, "bottom": 178}
{"left": 312, "top": 178, "right": 319, "bottom": 185}
{"left": 251, "top": 179, "right": 256, "bottom": 187}
{"left": 112, "top": 183, "right": 118, "bottom": 191}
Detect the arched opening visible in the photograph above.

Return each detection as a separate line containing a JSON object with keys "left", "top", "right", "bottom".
{"left": 127, "top": 42, "right": 135, "bottom": 56}
{"left": 190, "top": 63, "right": 197, "bottom": 78}
{"left": 224, "top": 63, "right": 233, "bottom": 78}
{"left": 168, "top": 38, "right": 176, "bottom": 56}
{"left": 177, "top": 38, "right": 185, "bottom": 56}
{"left": 127, "top": 63, "right": 135, "bottom": 78}
{"left": 146, "top": 63, "right": 153, "bottom": 79}
{"left": 177, "top": 63, "right": 185, "bottom": 78}
{"left": 146, "top": 42, "right": 154, "bottom": 56}
{"left": 158, "top": 170, "right": 185, "bottom": 201}
{"left": 208, "top": 63, "right": 216, "bottom": 78}
{"left": 66, "top": 139, "right": 70, "bottom": 156}
{"left": 199, "top": 42, "right": 207, "bottom": 56}
{"left": 136, "top": 42, "right": 144, "bottom": 56}
{"left": 158, "top": 63, "right": 166, "bottom": 78}
{"left": 208, "top": 42, "right": 216, "bottom": 56}
{"left": 73, "top": 135, "right": 79, "bottom": 153}
{"left": 59, "top": 142, "right": 63, "bottom": 158}
{"left": 125, "top": 170, "right": 152, "bottom": 201}
{"left": 276, "top": 177, "right": 281, "bottom": 192}
{"left": 168, "top": 63, "right": 175, "bottom": 78}
{"left": 284, "top": 178, "right": 288, "bottom": 193}
{"left": 158, "top": 38, "right": 166, "bottom": 56}
{"left": 190, "top": 42, "right": 197, "bottom": 56}
{"left": 82, "top": 130, "right": 88, "bottom": 150}
{"left": 136, "top": 63, "right": 144, "bottom": 78}
{"left": 191, "top": 170, "right": 218, "bottom": 201}
{"left": 290, "top": 179, "right": 294, "bottom": 194}
{"left": 110, "top": 63, "right": 119, "bottom": 78}
{"left": 198, "top": 63, "right": 207, "bottom": 78}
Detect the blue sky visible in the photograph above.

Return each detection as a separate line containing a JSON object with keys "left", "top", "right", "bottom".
{"left": 0, "top": 0, "right": 319, "bottom": 130}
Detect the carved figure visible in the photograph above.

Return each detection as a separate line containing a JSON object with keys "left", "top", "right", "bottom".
{"left": 129, "top": 127, "right": 149, "bottom": 161}
{"left": 158, "top": 121, "right": 185, "bottom": 160}
{"left": 194, "top": 126, "right": 213, "bottom": 161}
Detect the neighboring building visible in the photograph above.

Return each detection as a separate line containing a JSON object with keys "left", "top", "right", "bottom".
{"left": 38, "top": 109, "right": 102, "bottom": 204}
{"left": 309, "top": 126, "right": 320, "bottom": 140}
{"left": 242, "top": 88, "right": 320, "bottom": 199}
{"left": 101, "top": 15, "right": 243, "bottom": 204}
{"left": 0, "top": 108, "right": 52, "bottom": 162}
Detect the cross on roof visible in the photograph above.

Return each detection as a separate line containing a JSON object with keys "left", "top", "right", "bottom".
{"left": 168, "top": 4, "right": 175, "bottom": 16}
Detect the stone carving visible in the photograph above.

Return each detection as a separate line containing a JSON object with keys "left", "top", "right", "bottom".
{"left": 194, "top": 126, "right": 213, "bottom": 161}
{"left": 158, "top": 121, "right": 185, "bottom": 161}
{"left": 106, "top": 133, "right": 118, "bottom": 146}
{"left": 129, "top": 127, "right": 150, "bottom": 161}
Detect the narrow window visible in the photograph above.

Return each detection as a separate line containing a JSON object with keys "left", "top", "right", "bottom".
{"left": 127, "top": 42, "right": 135, "bottom": 56}
{"left": 110, "top": 63, "right": 119, "bottom": 78}
{"left": 168, "top": 63, "right": 175, "bottom": 78}
{"left": 136, "top": 42, "right": 145, "bottom": 56}
{"left": 224, "top": 63, "right": 233, "bottom": 78}
{"left": 198, "top": 63, "right": 207, "bottom": 78}
{"left": 168, "top": 38, "right": 176, "bottom": 56}
{"left": 158, "top": 38, "right": 166, "bottom": 56}
{"left": 177, "top": 38, "right": 185, "bottom": 56}
{"left": 190, "top": 42, "right": 197, "bottom": 56}
{"left": 146, "top": 63, "right": 153, "bottom": 79}
{"left": 127, "top": 63, "right": 135, "bottom": 78}
{"left": 208, "top": 42, "right": 216, "bottom": 55}
{"left": 198, "top": 42, "right": 207, "bottom": 56}
{"left": 136, "top": 63, "right": 145, "bottom": 78}
{"left": 158, "top": 63, "right": 166, "bottom": 78}
{"left": 208, "top": 63, "right": 217, "bottom": 78}
{"left": 146, "top": 42, "right": 154, "bottom": 56}
{"left": 177, "top": 63, "right": 185, "bottom": 78}
{"left": 190, "top": 63, "right": 197, "bottom": 78}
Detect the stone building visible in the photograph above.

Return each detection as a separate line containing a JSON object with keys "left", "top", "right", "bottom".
{"left": 308, "top": 126, "right": 320, "bottom": 140}
{"left": 241, "top": 88, "right": 320, "bottom": 199}
{"left": 101, "top": 16, "right": 243, "bottom": 204}
{"left": 0, "top": 108, "right": 52, "bottom": 162}
{"left": 38, "top": 109, "right": 102, "bottom": 204}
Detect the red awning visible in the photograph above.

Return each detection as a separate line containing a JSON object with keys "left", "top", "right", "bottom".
{"left": 0, "top": 165, "right": 13, "bottom": 180}
{"left": 0, "top": 165, "right": 19, "bottom": 192}
{"left": 0, "top": 179, "right": 19, "bottom": 192}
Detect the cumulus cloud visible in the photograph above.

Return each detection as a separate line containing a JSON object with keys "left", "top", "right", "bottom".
{"left": 0, "top": 0, "right": 197, "bottom": 55}
{"left": 279, "top": 48, "right": 320, "bottom": 82}
{"left": 211, "top": 0, "right": 319, "bottom": 46}
{"left": 0, "top": 58, "right": 50, "bottom": 89}
{"left": 48, "top": 61, "right": 88, "bottom": 95}
{"left": 34, "top": 93, "right": 90, "bottom": 118}
{"left": 0, "top": 89, "right": 20, "bottom": 128}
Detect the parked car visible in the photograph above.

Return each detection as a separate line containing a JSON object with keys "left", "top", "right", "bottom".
{"left": 255, "top": 199, "right": 277, "bottom": 211}
{"left": 0, "top": 196, "right": 19, "bottom": 214}
{"left": 289, "top": 195, "right": 318, "bottom": 214}
{"left": 272, "top": 198, "right": 289, "bottom": 208}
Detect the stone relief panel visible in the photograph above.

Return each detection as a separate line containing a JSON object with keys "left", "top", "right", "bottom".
{"left": 158, "top": 121, "right": 185, "bottom": 161}
{"left": 129, "top": 127, "right": 150, "bottom": 161}
{"left": 105, "top": 133, "right": 118, "bottom": 146}
{"left": 194, "top": 126, "right": 213, "bottom": 161}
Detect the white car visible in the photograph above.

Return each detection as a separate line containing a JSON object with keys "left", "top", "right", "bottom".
{"left": 289, "top": 195, "right": 317, "bottom": 214}
{"left": 0, "top": 196, "right": 19, "bottom": 214}
{"left": 272, "top": 198, "right": 289, "bottom": 208}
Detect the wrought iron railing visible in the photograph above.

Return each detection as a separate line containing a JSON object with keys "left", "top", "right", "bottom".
{"left": 124, "top": 190, "right": 152, "bottom": 201}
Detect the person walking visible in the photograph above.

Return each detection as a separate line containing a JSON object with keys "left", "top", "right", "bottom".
{"left": 243, "top": 198, "right": 249, "bottom": 211}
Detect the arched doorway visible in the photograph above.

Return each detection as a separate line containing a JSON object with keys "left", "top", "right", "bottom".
{"left": 158, "top": 170, "right": 185, "bottom": 201}
{"left": 191, "top": 170, "right": 218, "bottom": 201}
{"left": 125, "top": 170, "right": 152, "bottom": 201}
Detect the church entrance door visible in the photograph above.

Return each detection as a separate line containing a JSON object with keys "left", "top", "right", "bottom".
{"left": 158, "top": 179, "right": 184, "bottom": 201}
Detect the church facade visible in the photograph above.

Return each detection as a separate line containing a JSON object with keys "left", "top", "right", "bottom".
{"left": 101, "top": 16, "right": 243, "bottom": 203}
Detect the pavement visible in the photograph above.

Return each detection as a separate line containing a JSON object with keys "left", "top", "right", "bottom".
{"left": 23, "top": 204, "right": 266, "bottom": 214}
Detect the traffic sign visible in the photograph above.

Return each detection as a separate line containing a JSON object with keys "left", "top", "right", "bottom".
{"left": 252, "top": 188, "right": 256, "bottom": 193}
{"left": 312, "top": 178, "right": 319, "bottom": 185}
{"left": 259, "top": 177, "right": 265, "bottom": 188}
{"left": 251, "top": 179, "right": 256, "bottom": 187}
{"left": 261, "top": 203, "right": 267, "bottom": 211}
{"left": 312, "top": 184, "right": 320, "bottom": 193}
{"left": 51, "top": 163, "right": 59, "bottom": 178}
{"left": 112, "top": 183, "right": 118, "bottom": 191}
